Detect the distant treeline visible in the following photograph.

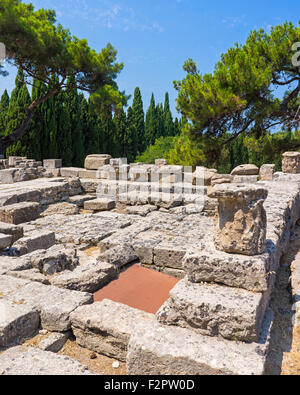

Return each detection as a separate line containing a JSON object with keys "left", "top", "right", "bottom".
{"left": 0, "top": 69, "right": 184, "bottom": 166}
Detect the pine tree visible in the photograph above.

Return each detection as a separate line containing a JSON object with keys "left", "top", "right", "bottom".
{"left": 5, "top": 69, "right": 31, "bottom": 157}
{"left": 163, "top": 92, "right": 174, "bottom": 136}
{"left": 132, "top": 87, "right": 145, "bottom": 154}
{"left": 0, "top": 90, "right": 9, "bottom": 138}
{"left": 65, "top": 76, "right": 85, "bottom": 166}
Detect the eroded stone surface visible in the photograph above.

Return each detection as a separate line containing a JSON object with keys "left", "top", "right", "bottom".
{"left": 71, "top": 299, "right": 154, "bottom": 362}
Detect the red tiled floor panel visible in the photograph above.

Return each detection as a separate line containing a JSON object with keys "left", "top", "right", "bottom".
{"left": 93, "top": 264, "right": 179, "bottom": 314}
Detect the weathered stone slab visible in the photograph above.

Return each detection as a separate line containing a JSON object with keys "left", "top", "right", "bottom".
{"left": 98, "top": 244, "right": 138, "bottom": 268}
{"left": 84, "top": 198, "right": 116, "bottom": 211}
{"left": 70, "top": 299, "right": 154, "bottom": 362}
{"left": 155, "top": 159, "right": 167, "bottom": 166}
{"left": 43, "top": 159, "right": 62, "bottom": 169}
{"left": 0, "top": 202, "right": 40, "bottom": 225}
{"left": 40, "top": 202, "right": 79, "bottom": 217}
{"left": 7, "top": 269, "right": 51, "bottom": 285}
{"left": 0, "top": 222, "right": 23, "bottom": 243}
{"left": 124, "top": 205, "right": 158, "bottom": 216}
{"left": 183, "top": 243, "right": 273, "bottom": 292}
{"left": 0, "top": 233, "right": 13, "bottom": 249}
{"left": 231, "top": 164, "right": 259, "bottom": 176}
{"left": 211, "top": 174, "right": 233, "bottom": 186}
{"left": 68, "top": 195, "right": 95, "bottom": 207}
{"left": 60, "top": 168, "right": 83, "bottom": 178}
{"left": 9, "top": 281, "right": 93, "bottom": 332}
{"left": 156, "top": 279, "right": 268, "bottom": 342}
{"left": 8, "top": 156, "right": 26, "bottom": 167}
{"left": 232, "top": 175, "right": 258, "bottom": 183}
{"left": 153, "top": 244, "right": 187, "bottom": 269}
{"left": 0, "top": 299, "right": 39, "bottom": 346}
{"left": 85, "top": 154, "right": 112, "bottom": 170}
{"left": 127, "top": 320, "right": 267, "bottom": 375}
{"left": 260, "top": 164, "right": 275, "bottom": 181}
{"left": 0, "top": 256, "right": 32, "bottom": 275}
{"left": 0, "top": 346, "right": 94, "bottom": 375}
{"left": 50, "top": 261, "right": 116, "bottom": 293}
{"left": 13, "top": 231, "right": 55, "bottom": 255}
{"left": 78, "top": 169, "right": 98, "bottom": 179}
{"left": 38, "top": 332, "right": 70, "bottom": 353}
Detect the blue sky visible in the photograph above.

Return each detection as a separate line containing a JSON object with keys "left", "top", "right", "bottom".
{"left": 1, "top": 0, "right": 300, "bottom": 116}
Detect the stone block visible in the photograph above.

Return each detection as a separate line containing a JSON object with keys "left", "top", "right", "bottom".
{"left": 68, "top": 195, "right": 95, "bottom": 207}
{"left": 0, "top": 346, "right": 94, "bottom": 375}
{"left": 70, "top": 299, "right": 154, "bottom": 361}
{"left": 156, "top": 279, "right": 269, "bottom": 342}
{"left": 0, "top": 168, "right": 30, "bottom": 184}
{"left": 60, "top": 167, "right": 83, "bottom": 178}
{"left": 50, "top": 261, "right": 116, "bottom": 293}
{"left": 0, "top": 222, "right": 23, "bottom": 243}
{"left": 13, "top": 231, "right": 55, "bottom": 256}
{"left": 84, "top": 154, "right": 112, "bottom": 170}
{"left": 232, "top": 175, "right": 258, "bottom": 183}
{"left": 84, "top": 198, "right": 116, "bottom": 211}
{"left": 40, "top": 202, "right": 79, "bottom": 217}
{"left": 8, "top": 156, "right": 26, "bottom": 167}
{"left": 155, "top": 159, "right": 167, "bottom": 166}
{"left": 43, "top": 159, "right": 62, "bottom": 169}
{"left": 78, "top": 169, "right": 98, "bottom": 179}
{"left": 211, "top": 174, "right": 233, "bottom": 186}
{"left": 0, "top": 202, "right": 40, "bottom": 225}
{"left": 231, "top": 164, "right": 259, "bottom": 176}
{"left": 98, "top": 244, "right": 138, "bottom": 269}
{"left": 0, "top": 299, "right": 40, "bottom": 347}
{"left": 259, "top": 164, "right": 275, "bottom": 181}
{"left": 127, "top": 320, "right": 267, "bottom": 375}
{"left": 38, "top": 332, "right": 70, "bottom": 353}
{"left": 0, "top": 233, "right": 13, "bottom": 249}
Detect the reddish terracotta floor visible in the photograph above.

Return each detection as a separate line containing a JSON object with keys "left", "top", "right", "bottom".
{"left": 93, "top": 264, "right": 179, "bottom": 314}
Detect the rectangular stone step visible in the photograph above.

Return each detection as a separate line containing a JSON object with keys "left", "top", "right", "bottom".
{"left": 0, "top": 202, "right": 39, "bottom": 225}
{"left": 84, "top": 198, "right": 116, "bottom": 211}
{"left": 70, "top": 299, "right": 154, "bottom": 362}
{"left": 0, "top": 222, "right": 23, "bottom": 244}
{"left": 13, "top": 231, "right": 56, "bottom": 255}
{"left": 156, "top": 279, "right": 269, "bottom": 342}
{"left": 0, "top": 346, "right": 94, "bottom": 375}
{"left": 0, "top": 233, "right": 13, "bottom": 249}
{"left": 183, "top": 243, "right": 274, "bottom": 292}
{"left": 127, "top": 319, "right": 270, "bottom": 375}
{"left": 0, "top": 299, "right": 40, "bottom": 347}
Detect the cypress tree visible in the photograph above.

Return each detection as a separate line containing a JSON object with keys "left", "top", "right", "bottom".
{"left": 145, "top": 94, "right": 159, "bottom": 147}
{"left": 132, "top": 87, "right": 145, "bottom": 154}
{"left": 163, "top": 92, "right": 174, "bottom": 136}
{"left": 80, "top": 94, "right": 100, "bottom": 156}
{"left": 65, "top": 76, "right": 85, "bottom": 166}
{"left": 113, "top": 107, "right": 127, "bottom": 158}
{"left": 125, "top": 106, "right": 137, "bottom": 163}
{"left": 0, "top": 90, "right": 9, "bottom": 138}
{"left": 174, "top": 117, "right": 180, "bottom": 135}
{"left": 57, "top": 100, "right": 73, "bottom": 166}
{"left": 5, "top": 69, "right": 31, "bottom": 157}
{"left": 156, "top": 103, "right": 165, "bottom": 138}
{"left": 100, "top": 106, "right": 115, "bottom": 155}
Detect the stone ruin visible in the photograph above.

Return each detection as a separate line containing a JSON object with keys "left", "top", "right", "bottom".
{"left": 0, "top": 152, "right": 299, "bottom": 375}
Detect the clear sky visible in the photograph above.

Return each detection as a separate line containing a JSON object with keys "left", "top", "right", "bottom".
{"left": 1, "top": 0, "right": 300, "bottom": 116}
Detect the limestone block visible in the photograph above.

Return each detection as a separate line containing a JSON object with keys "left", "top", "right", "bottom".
{"left": 68, "top": 195, "right": 95, "bottom": 207}
{"left": 126, "top": 320, "right": 267, "bottom": 375}
{"left": 41, "top": 202, "right": 80, "bottom": 217}
{"left": 97, "top": 244, "right": 138, "bottom": 268}
{"left": 9, "top": 281, "right": 93, "bottom": 332}
{"left": 0, "top": 299, "right": 39, "bottom": 347}
{"left": 208, "top": 185, "right": 268, "bottom": 255}
{"left": 38, "top": 332, "right": 70, "bottom": 353}
{"left": 60, "top": 167, "right": 83, "bottom": 178}
{"left": 211, "top": 174, "right": 233, "bottom": 186}
{"left": 7, "top": 268, "right": 51, "bottom": 285}
{"left": 8, "top": 156, "right": 26, "bottom": 167}
{"left": 13, "top": 231, "right": 56, "bottom": 256}
{"left": 231, "top": 164, "right": 259, "bottom": 176}
{"left": 156, "top": 279, "right": 269, "bottom": 342}
{"left": 84, "top": 154, "right": 112, "bottom": 170}
{"left": 78, "top": 169, "right": 98, "bottom": 179}
{"left": 84, "top": 198, "right": 116, "bottom": 211}
{"left": 282, "top": 152, "right": 300, "bottom": 174}
{"left": 0, "top": 202, "right": 40, "bottom": 225}
{"left": 0, "top": 168, "right": 30, "bottom": 184}
{"left": 70, "top": 300, "right": 154, "bottom": 361}
{"left": 259, "top": 164, "right": 275, "bottom": 181}
{"left": 233, "top": 175, "right": 258, "bottom": 184}
{"left": 183, "top": 244, "right": 273, "bottom": 292}
{"left": 155, "top": 159, "right": 168, "bottom": 166}
{"left": 50, "top": 261, "right": 116, "bottom": 293}
{"left": 43, "top": 159, "right": 62, "bottom": 169}
{"left": 153, "top": 243, "right": 187, "bottom": 269}
{"left": 0, "top": 233, "right": 13, "bottom": 249}
{"left": 0, "top": 222, "right": 24, "bottom": 243}
{"left": 0, "top": 346, "right": 94, "bottom": 375}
